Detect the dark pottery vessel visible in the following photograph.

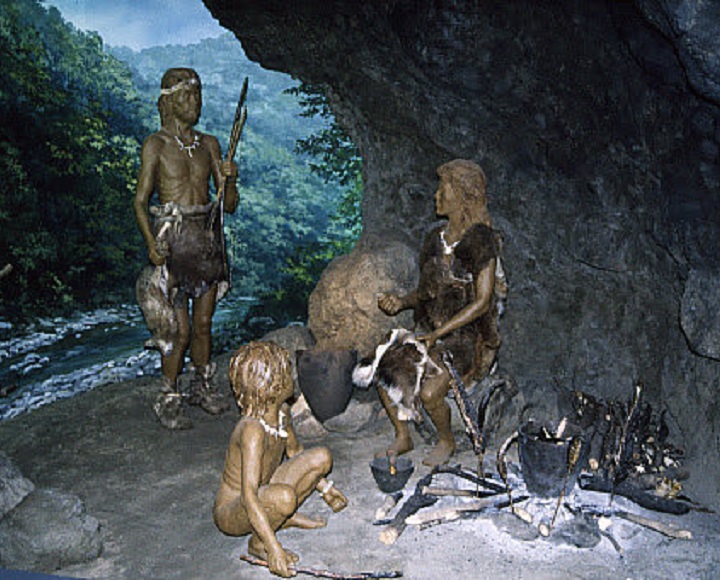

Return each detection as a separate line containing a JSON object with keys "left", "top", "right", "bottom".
{"left": 518, "top": 420, "right": 587, "bottom": 497}
{"left": 296, "top": 349, "right": 357, "bottom": 422}
{"left": 370, "top": 456, "right": 414, "bottom": 493}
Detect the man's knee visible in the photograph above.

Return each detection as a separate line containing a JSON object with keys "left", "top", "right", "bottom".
{"left": 175, "top": 327, "right": 191, "bottom": 351}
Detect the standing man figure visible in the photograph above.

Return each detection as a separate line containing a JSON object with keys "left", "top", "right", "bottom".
{"left": 134, "top": 67, "right": 239, "bottom": 429}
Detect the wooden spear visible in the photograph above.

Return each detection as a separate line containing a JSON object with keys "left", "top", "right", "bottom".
{"left": 441, "top": 352, "right": 485, "bottom": 478}
{"left": 211, "top": 76, "right": 249, "bottom": 280}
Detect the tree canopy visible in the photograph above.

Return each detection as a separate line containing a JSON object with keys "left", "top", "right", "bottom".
{"left": 0, "top": 0, "right": 152, "bottom": 318}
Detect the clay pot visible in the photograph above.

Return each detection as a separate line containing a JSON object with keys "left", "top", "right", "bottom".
{"left": 518, "top": 420, "right": 587, "bottom": 497}
{"left": 296, "top": 349, "right": 357, "bottom": 422}
{"left": 370, "top": 456, "right": 414, "bottom": 493}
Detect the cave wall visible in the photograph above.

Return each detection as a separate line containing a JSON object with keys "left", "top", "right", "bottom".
{"left": 205, "top": 0, "right": 720, "bottom": 506}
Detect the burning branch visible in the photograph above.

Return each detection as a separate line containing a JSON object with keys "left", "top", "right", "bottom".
{"left": 379, "top": 472, "right": 437, "bottom": 544}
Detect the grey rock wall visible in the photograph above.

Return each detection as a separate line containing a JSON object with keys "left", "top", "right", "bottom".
{"left": 206, "top": 0, "right": 720, "bottom": 506}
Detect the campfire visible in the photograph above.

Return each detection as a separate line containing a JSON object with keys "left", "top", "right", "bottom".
{"left": 373, "top": 381, "right": 697, "bottom": 553}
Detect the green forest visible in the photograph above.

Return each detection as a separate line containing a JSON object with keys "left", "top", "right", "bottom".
{"left": 0, "top": 0, "right": 361, "bottom": 326}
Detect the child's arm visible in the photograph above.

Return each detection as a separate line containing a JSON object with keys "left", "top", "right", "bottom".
{"left": 240, "top": 421, "right": 296, "bottom": 577}
{"left": 284, "top": 408, "right": 347, "bottom": 513}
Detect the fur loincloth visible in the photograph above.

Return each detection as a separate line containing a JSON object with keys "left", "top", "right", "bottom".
{"left": 352, "top": 329, "right": 442, "bottom": 422}
{"left": 136, "top": 202, "right": 229, "bottom": 355}
{"left": 151, "top": 201, "right": 229, "bottom": 304}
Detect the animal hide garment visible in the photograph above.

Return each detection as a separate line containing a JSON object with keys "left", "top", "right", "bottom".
{"left": 352, "top": 329, "right": 442, "bottom": 422}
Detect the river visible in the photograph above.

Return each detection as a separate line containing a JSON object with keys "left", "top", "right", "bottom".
{"left": 0, "top": 297, "right": 258, "bottom": 421}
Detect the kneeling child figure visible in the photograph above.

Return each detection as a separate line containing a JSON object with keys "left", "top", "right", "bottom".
{"left": 214, "top": 341, "right": 348, "bottom": 578}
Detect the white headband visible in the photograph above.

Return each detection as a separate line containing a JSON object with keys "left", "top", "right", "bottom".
{"left": 160, "top": 77, "right": 199, "bottom": 96}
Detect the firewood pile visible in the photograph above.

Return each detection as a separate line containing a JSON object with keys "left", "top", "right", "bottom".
{"left": 569, "top": 383, "right": 691, "bottom": 514}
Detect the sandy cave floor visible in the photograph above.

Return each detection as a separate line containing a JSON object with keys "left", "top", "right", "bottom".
{"left": 0, "top": 353, "right": 719, "bottom": 580}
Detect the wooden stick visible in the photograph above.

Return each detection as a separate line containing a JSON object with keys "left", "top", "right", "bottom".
{"left": 600, "top": 530, "right": 624, "bottom": 558}
{"left": 379, "top": 473, "right": 436, "bottom": 545}
{"left": 615, "top": 510, "right": 692, "bottom": 540}
{"left": 433, "top": 464, "right": 506, "bottom": 493}
{"left": 375, "top": 491, "right": 403, "bottom": 521}
{"left": 407, "top": 494, "right": 529, "bottom": 527}
{"left": 406, "top": 497, "right": 501, "bottom": 525}
{"left": 226, "top": 76, "right": 249, "bottom": 164}
{"left": 496, "top": 429, "right": 519, "bottom": 509}
{"left": 573, "top": 504, "right": 693, "bottom": 540}
{"left": 240, "top": 554, "right": 403, "bottom": 579}
{"left": 212, "top": 76, "right": 249, "bottom": 283}
{"left": 442, "top": 353, "right": 484, "bottom": 467}
{"left": 421, "top": 486, "right": 496, "bottom": 498}
{"left": 550, "top": 437, "right": 583, "bottom": 529}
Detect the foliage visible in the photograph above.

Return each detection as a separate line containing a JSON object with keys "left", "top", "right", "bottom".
{"left": 287, "top": 83, "right": 363, "bottom": 188}
{"left": 259, "top": 82, "right": 363, "bottom": 322}
{"left": 0, "top": 0, "right": 149, "bottom": 319}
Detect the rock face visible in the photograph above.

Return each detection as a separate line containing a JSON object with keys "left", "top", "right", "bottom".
{"left": 206, "top": 0, "right": 720, "bottom": 505}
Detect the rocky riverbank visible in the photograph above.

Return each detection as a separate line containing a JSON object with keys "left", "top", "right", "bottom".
{"left": 0, "top": 297, "right": 260, "bottom": 421}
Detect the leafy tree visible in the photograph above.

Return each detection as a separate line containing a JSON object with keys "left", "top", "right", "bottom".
{"left": 0, "top": 0, "right": 149, "bottom": 319}
{"left": 258, "top": 82, "right": 363, "bottom": 323}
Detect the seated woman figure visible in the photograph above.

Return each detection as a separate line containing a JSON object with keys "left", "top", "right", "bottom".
{"left": 359, "top": 159, "right": 504, "bottom": 468}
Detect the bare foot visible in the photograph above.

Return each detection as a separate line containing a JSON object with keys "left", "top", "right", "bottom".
{"left": 422, "top": 439, "right": 455, "bottom": 468}
{"left": 248, "top": 536, "right": 299, "bottom": 563}
{"left": 283, "top": 512, "right": 327, "bottom": 530}
{"left": 374, "top": 435, "right": 414, "bottom": 459}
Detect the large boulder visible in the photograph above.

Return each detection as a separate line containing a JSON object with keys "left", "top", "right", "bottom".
{"left": 308, "top": 237, "right": 418, "bottom": 355}
{"left": 0, "top": 487, "right": 102, "bottom": 572}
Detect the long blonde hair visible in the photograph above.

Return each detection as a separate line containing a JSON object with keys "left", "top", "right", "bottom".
{"left": 436, "top": 159, "right": 491, "bottom": 228}
{"left": 228, "top": 341, "right": 292, "bottom": 417}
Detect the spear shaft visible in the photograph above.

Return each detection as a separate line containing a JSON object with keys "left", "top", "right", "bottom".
{"left": 212, "top": 77, "right": 248, "bottom": 282}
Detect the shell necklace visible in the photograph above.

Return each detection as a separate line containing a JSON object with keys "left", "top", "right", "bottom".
{"left": 440, "top": 229, "right": 460, "bottom": 256}
{"left": 260, "top": 410, "right": 288, "bottom": 439}
{"left": 173, "top": 133, "right": 200, "bottom": 157}
{"left": 164, "top": 128, "right": 201, "bottom": 157}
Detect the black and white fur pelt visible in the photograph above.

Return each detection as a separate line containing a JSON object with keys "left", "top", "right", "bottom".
{"left": 352, "top": 328, "right": 442, "bottom": 422}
